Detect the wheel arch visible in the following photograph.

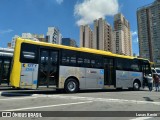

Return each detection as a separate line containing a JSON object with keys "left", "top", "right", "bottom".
{"left": 133, "top": 79, "right": 141, "bottom": 87}
{"left": 65, "top": 76, "right": 80, "bottom": 88}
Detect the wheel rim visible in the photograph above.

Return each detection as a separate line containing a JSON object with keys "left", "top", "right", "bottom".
{"left": 67, "top": 81, "right": 76, "bottom": 92}
{"left": 134, "top": 82, "right": 139, "bottom": 89}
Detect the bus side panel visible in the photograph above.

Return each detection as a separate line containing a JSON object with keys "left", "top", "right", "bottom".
{"left": 116, "top": 70, "right": 129, "bottom": 88}
{"left": 116, "top": 70, "right": 143, "bottom": 88}
{"left": 58, "top": 66, "right": 104, "bottom": 89}
{"left": 128, "top": 72, "right": 143, "bottom": 87}
{"left": 85, "top": 68, "right": 104, "bottom": 89}
{"left": 58, "top": 66, "right": 86, "bottom": 89}
{"left": 20, "top": 63, "right": 38, "bottom": 89}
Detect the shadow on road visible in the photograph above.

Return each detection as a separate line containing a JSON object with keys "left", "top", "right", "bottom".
{"left": 1, "top": 90, "right": 63, "bottom": 97}
{"left": 0, "top": 88, "right": 148, "bottom": 97}
{"left": 143, "top": 97, "right": 154, "bottom": 102}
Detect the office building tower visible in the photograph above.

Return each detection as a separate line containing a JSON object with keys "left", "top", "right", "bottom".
{"left": 93, "top": 18, "right": 112, "bottom": 51}
{"left": 46, "top": 27, "right": 62, "bottom": 44}
{"left": 80, "top": 25, "right": 93, "bottom": 48}
{"left": 11, "top": 33, "right": 45, "bottom": 48}
{"left": 137, "top": 0, "right": 160, "bottom": 67}
{"left": 62, "top": 38, "right": 77, "bottom": 47}
{"left": 113, "top": 13, "right": 132, "bottom": 56}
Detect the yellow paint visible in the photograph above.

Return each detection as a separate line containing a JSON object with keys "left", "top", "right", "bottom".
{"left": 10, "top": 38, "right": 23, "bottom": 87}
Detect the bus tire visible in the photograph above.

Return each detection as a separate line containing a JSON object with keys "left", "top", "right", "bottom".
{"left": 64, "top": 78, "right": 79, "bottom": 93}
{"left": 133, "top": 80, "right": 140, "bottom": 91}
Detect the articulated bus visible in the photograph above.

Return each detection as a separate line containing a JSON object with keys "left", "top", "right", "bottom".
{"left": 10, "top": 38, "right": 152, "bottom": 93}
{"left": 0, "top": 48, "right": 13, "bottom": 85}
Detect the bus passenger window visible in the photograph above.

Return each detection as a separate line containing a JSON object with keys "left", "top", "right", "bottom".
{"left": 131, "top": 63, "right": 140, "bottom": 72}
{"left": 61, "top": 55, "right": 69, "bottom": 65}
{"left": 77, "top": 58, "right": 83, "bottom": 67}
{"left": 84, "top": 58, "right": 90, "bottom": 67}
{"left": 116, "top": 62, "right": 122, "bottom": 70}
{"left": 20, "top": 43, "right": 38, "bottom": 63}
{"left": 70, "top": 56, "right": 76, "bottom": 64}
{"left": 91, "top": 60, "right": 95, "bottom": 68}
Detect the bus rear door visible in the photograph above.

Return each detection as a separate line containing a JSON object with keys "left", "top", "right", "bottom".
{"left": 104, "top": 58, "right": 115, "bottom": 87}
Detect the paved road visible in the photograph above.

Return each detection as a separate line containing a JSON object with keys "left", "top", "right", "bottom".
{"left": 0, "top": 88, "right": 160, "bottom": 120}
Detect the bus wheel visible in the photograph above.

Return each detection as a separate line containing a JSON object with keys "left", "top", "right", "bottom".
{"left": 133, "top": 81, "right": 140, "bottom": 91}
{"left": 64, "top": 78, "right": 79, "bottom": 93}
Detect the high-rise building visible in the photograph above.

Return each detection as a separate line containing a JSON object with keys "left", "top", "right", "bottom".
{"left": 46, "top": 27, "right": 62, "bottom": 44}
{"left": 113, "top": 13, "right": 132, "bottom": 56}
{"left": 137, "top": 0, "right": 160, "bottom": 67}
{"left": 22, "top": 33, "right": 45, "bottom": 42}
{"left": 93, "top": 18, "right": 112, "bottom": 52}
{"left": 11, "top": 35, "right": 19, "bottom": 49}
{"left": 11, "top": 33, "right": 45, "bottom": 48}
{"left": 62, "top": 38, "right": 77, "bottom": 47}
{"left": 80, "top": 25, "right": 93, "bottom": 48}
{"left": 31, "top": 34, "right": 46, "bottom": 42}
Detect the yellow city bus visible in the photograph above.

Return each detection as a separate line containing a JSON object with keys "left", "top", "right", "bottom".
{"left": 10, "top": 38, "right": 152, "bottom": 93}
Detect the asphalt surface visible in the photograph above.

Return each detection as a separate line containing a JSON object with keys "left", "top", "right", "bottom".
{"left": 0, "top": 87, "right": 160, "bottom": 120}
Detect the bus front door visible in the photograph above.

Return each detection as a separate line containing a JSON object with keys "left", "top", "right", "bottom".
{"left": 38, "top": 49, "right": 58, "bottom": 88}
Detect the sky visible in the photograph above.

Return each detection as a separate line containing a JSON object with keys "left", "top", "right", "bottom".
{"left": 0, "top": 0, "right": 155, "bottom": 55}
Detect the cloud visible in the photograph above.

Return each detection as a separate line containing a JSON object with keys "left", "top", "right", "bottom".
{"left": 74, "top": 0, "right": 119, "bottom": 26}
{"left": 131, "top": 31, "right": 137, "bottom": 37}
{"left": 132, "top": 37, "right": 139, "bottom": 43}
{"left": 0, "top": 29, "right": 13, "bottom": 34}
{"left": 131, "top": 31, "right": 138, "bottom": 43}
{"left": 56, "top": 0, "right": 63, "bottom": 4}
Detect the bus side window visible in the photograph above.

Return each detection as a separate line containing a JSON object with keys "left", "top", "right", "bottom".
{"left": 84, "top": 58, "right": 90, "bottom": 68}
{"left": 77, "top": 57, "right": 83, "bottom": 67}
{"left": 20, "top": 43, "right": 38, "bottom": 63}
{"left": 77, "top": 52, "right": 83, "bottom": 67}
{"left": 94, "top": 55, "right": 103, "bottom": 69}
{"left": 62, "top": 56, "right": 69, "bottom": 65}
{"left": 70, "top": 56, "right": 76, "bottom": 65}
{"left": 83, "top": 53, "right": 91, "bottom": 68}
{"left": 61, "top": 50, "right": 76, "bottom": 66}
{"left": 116, "top": 59, "right": 129, "bottom": 71}
{"left": 130, "top": 61, "right": 140, "bottom": 72}
{"left": 116, "top": 59, "right": 123, "bottom": 70}
{"left": 91, "top": 59, "right": 95, "bottom": 68}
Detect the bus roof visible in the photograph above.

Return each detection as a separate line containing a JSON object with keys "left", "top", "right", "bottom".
{"left": 16, "top": 38, "right": 137, "bottom": 59}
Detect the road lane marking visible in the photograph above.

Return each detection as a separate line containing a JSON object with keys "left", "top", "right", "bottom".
{"left": 1, "top": 93, "right": 160, "bottom": 106}
{"left": 130, "top": 117, "right": 153, "bottom": 120}
{"left": 33, "top": 94, "right": 160, "bottom": 105}
{"left": 3, "top": 101, "right": 93, "bottom": 111}
{"left": 0, "top": 96, "right": 37, "bottom": 101}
